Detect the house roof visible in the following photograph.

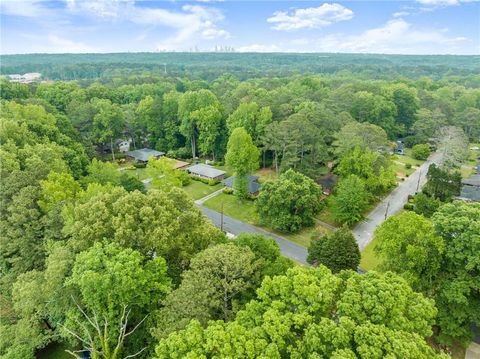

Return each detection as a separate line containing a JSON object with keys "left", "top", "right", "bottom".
{"left": 222, "top": 175, "right": 260, "bottom": 194}
{"left": 126, "top": 148, "right": 165, "bottom": 162}
{"left": 462, "top": 174, "right": 480, "bottom": 187}
{"left": 459, "top": 184, "right": 480, "bottom": 202}
{"left": 173, "top": 160, "right": 190, "bottom": 170}
{"left": 188, "top": 164, "right": 226, "bottom": 179}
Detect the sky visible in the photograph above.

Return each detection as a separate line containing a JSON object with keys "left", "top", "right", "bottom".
{"left": 1, "top": 0, "right": 479, "bottom": 55}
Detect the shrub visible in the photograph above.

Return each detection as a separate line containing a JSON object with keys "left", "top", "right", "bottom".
{"left": 412, "top": 144, "right": 431, "bottom": 160}
{"left": 208, "top": 179, "right": 218, "bottom": 186}
{"left": 126, "top": 165, "right": 136, "bottom": 170}
{"left": 405, "top": 163, "right": 412, "bottom": 170}
{"left": 223, "top": 188, "right": 234, "bottom": 195}
{"left": 403, "top": 203, "right": 414, "bottom": 210}
{"left": 134, "top": 162, "right": 146, "bottom": 168}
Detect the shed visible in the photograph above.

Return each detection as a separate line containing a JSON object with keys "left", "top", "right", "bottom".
{"left": 187, "top": 164, "right": 226, "bottom": 181}
{"left": 126, "top": 148, "right": 164, "bottom": 163}
{"left": 222, "top": 175, "right": 260, "bottom": 194}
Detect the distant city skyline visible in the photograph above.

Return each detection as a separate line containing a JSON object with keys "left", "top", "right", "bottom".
{"left": 1, "top": 0, "right": 479, "bottom": 55}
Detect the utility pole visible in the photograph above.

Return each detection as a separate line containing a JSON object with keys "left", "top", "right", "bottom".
{"left": 220, "top": 201, "right": 224, "bottom": 232}
{"left": 384, "top": 201, "right": 390, "bottom": 220}
{"left": 416, "top": 169, "right": 422, "bottom": 192}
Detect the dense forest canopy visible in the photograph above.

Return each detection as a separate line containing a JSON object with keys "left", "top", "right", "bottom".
{"left": 0, "top": 53, "right": 478, "bottom": 358}
{"left": 1, "top": 52, "right": 480, "bottom": 82}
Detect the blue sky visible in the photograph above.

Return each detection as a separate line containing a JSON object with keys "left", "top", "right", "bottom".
{"left": 1, "top": 0, "right": 479, "bottom": 54}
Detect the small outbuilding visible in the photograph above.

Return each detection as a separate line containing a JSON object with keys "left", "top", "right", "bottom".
{"left": 126, "top": 148, "right": 165, "bottom": 163}
{"left": 173, "top": 160, "right": 191, "bottom": 170}
{"left": 222, "top": 175, "right": 260, "bottom": 195}
{"left": 187, "top": 164, "right": 226, "bottom": 181}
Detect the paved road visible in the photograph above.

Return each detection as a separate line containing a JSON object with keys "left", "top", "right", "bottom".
{"left": 198, "top": 205, "right": 309, "bottom": 265}
{"left": 353, "top": 152, "right": 443, "bottom": 250}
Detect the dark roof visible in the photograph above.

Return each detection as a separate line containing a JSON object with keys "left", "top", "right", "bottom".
{"left": 459, "top": 184, "right": 480, "bottom": 202}
{"left": 462, "top": 174, "right": 480, "bottom": 187}
{"left": 126, "top": 148, "right": 164, "bottom": 162}
{"left": 188, "top": 164, "right": 226, "bottom": 179}
{"left": 222, "top": 175, "right": 260, "bottom": 194}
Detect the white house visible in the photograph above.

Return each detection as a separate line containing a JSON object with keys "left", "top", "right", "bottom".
{"left": 115, "top": 139, "right": 131, "bottom": 153}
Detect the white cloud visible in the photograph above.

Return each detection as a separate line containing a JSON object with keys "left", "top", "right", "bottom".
{"left": 393, "top": 11, "right": 410, "bottom": 17}
{"left": 416, "top": 0, "right": 461, "bottom": 5}
{"left": 267, "top": 3, "right": 353, "bottom": 31}
{"left": 236, "top": 44, "right": 281, "bottom": 52}
{"left": 65, "top": 0, "right": 229, "bottom": 50}
{"left": 315, "top": 19, "right": 470, "bottom": 54}
{"left": 239, "top": 18, "right": 474, "bottom": 55}
{"left": 0, "top": 0, "right": 49, "bottom": 17}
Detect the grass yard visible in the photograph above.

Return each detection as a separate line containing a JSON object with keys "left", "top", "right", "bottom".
{"left": 182, "top": 181, "right": 223, "bottom": 200}
{"left": 391, "top": 151, "right": 424, "bottom": 179}
{"left": 359, "top": 235, "right": 384, "bottom": 271}
{"left": 203, "top": 192, "right": 259, "bottom": 223}
{"left": 203, "top": 192, "right": 332, "bottom": 247}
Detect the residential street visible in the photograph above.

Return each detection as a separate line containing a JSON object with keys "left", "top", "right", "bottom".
{"left": 353, "top": 151, "right": 443, "bottom": 250}
{"left": 197, "top": 152, "right": 443, "bottom": 265}
{"left": 198, "top": 205, "right": 309, "bottom": 265}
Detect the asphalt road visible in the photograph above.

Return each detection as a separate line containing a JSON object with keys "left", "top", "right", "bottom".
{"left": 353, "top": 151, "right": 443, "bottom": 250}
{"left": 198, "top": 205, "right": 309, "bottom": 265}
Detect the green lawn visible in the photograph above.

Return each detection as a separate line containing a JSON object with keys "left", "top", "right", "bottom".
{"left": 359, "top": 235, "right": 384, "bottom": 271}
{"left": 203, "top": 192, "right": 259, "bottom": 223}
{"left": 203, "top": 193, "right": 332, "bottom": 248}
{"left": 182, "top": 181, "right": 223, "bottom": 200}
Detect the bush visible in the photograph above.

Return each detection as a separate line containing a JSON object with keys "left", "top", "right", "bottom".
{"left": 126, "top": 165, "right": 136, "bottom": 170}
{"left": 405, "top": 163, "right": 412, "bottom": 170}
{"left": 412, "top": 144, "right": 431, "bottom": 160}
{"left": 190, "top": 175, "right": 219, "bottom": 186}
{"left": 178, "top": 171, "right": 191, "bottom": 186}
{"left": 134, "top": 162, "right": 146, "bottom": 168}
{"left": 223, "top": 188, "right": 234, "bottom": 195}
{"left": 403, "top": 203, "right": 414, "bottom": 210}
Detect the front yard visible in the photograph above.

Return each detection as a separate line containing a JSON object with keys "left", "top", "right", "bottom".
{"left": 202, "top": 192, "right": 332, "bottom": 248}
{"left": 391, "top": 150, "right": 425, "bottom": 180}
{"left": 182, "top": 181, "right": 223, "bottom": 200}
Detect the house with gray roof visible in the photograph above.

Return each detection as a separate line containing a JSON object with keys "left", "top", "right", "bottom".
{"left": 126, "top": 148, "right": 164, "bottom": 163}
{"left": 457, "top": 168, "right": 480, "bottom": 202}
{"left": 187, "top": 164, "right": 226, "bottom": 181}
{"left": 222, "top": 175, "right": 260, "bottom": 194}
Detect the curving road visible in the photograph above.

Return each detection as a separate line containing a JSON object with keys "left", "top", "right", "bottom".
{"left": 353, "top": 151, "right": 443, "bottom": 250}
{"left": 198, "top": 205, "right": 309, "bottom": 265}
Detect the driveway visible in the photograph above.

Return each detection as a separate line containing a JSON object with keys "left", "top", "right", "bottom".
{"left": 353, "top": 152, "right": 443, "bottom": 250}
{"left": 198, "top": 205, "right": 308, "bottom": 265}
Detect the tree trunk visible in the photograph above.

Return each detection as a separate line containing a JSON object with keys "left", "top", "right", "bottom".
{"left": 110, "top": 138, "right": 116, "bottom": 161}
{"left": 274, "top": 150, "right": 278, "bottom": 173}
{"left": 191, "top": 134, "right": 196, "bottom": 159}
{"left": 262, "top": 149, "right": 266, "bottom": 169}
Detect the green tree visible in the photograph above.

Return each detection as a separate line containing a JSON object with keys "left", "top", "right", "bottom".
{"left": 153, "top": 243, "right": 259, "bottom": 338}
{"left": 331, "top": 175, "right": 370, "bottom": 225}
{"left": 337, "top": 147, "right": 396, "bottom": 196}
{"left": 62, "top": 242, "right": 171, "bottom": 358}
{"left": 423, "top": 164, "right": 462, "bottom": 202}
{"left": 63, "top": 188, "right": 225, "bottom": 281}
{"left": 334, "top": 122, "right": 388, "bottom": 157}
{"left": 412, "top": 144, "right": 431, "bottom": 160}
{"left": 91, "top": 99, "right": 125, "bottom": 161}
{"left": 178, "top": 89, "right": 220, "bottom": 158}
{"left": 431, "top": 202, "right": 480, "bottom": 344}
{"left": 146, "top": 157, "right": 188, "bottom": 191}
{"left": 413, "top": 192, "right": 441, "bottom": 218}
{"left": 307, "top": 226, "right": 360, "bottom": 272}
{"left": 225, "top": 127, "right": 260, "bottom": 198}
{"left": 155, "top": 267, "right": 444, "bottom": 359}
{"left": 38, "top": 172, "right": 81, "bottom": 212}
{"left": 256, "top": 169, "right": 322, "bottom": 232}
{"left": 373, "top": 211, "right": 444, "bottom": 292}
